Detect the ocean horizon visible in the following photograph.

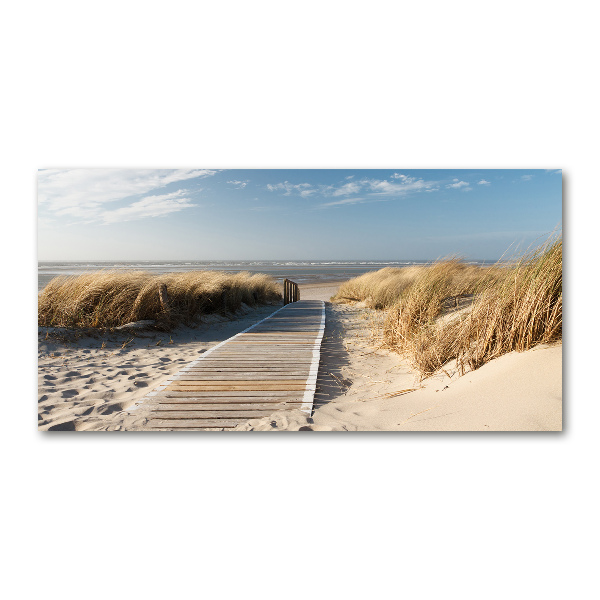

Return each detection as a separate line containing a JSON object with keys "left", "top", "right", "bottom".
{"left": 38, "top": 259, "right": 496, "bottom": 292}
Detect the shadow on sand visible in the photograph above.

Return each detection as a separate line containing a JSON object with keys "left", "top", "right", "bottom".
{"left": 312, "top": 303, "right": 353, "bottom": 413}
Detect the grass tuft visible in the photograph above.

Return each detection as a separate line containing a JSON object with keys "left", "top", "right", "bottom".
{"left": 38, "top": 270, "right": 281, "bottom": 329}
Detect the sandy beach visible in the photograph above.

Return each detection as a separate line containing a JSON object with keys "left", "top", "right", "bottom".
{"left": 38, "top": 279, "right": 561, "bottom": 431}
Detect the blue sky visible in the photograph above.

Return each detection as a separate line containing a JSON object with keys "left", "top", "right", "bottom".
{"left": 37, "top": 169, "right": 562, "bottom": 261}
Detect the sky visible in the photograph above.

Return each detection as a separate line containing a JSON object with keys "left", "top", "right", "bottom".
{"left": 37, "top": 169, "right": 562, "bottom": 261}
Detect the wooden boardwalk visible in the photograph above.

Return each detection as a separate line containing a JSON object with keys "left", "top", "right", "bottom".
{"left": 144, "top": 300, "right": 325, "bottom": 430}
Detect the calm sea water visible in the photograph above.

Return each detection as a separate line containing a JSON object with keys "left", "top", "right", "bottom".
{"left": 38, "top": 260, "right": 493, "bottom": 292}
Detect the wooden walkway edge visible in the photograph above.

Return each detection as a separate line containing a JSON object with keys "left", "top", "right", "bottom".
{"left": 142, "top": 300, "right": 326, "bottom": 430}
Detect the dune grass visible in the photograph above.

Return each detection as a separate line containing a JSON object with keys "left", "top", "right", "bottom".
{"left": 333, "top": 236, "right": 562, "bottom": 378}
{"left": 38, "top": 270, "right": 282, "bottom": 329}
{"left": 333, "top": 262, "right": 498, "bottom": 310}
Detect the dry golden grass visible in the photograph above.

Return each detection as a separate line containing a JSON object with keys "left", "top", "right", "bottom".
{"left": 443, "top": 236, "right": 562, "bottom": 375}
{"left": 38, "top": 270, "right": 281, "bottom": 329}
{"left": 335, "top": 237, "right": 562, "bottom": 378}
{"left": 334, "top": 266, "right": 423, "bottom": 308}
{"left": 333, "top": 260, "right": 498, "bottom": 310}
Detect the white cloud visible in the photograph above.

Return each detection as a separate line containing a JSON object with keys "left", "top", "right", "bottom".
{"left": 446, "top": 180, "right": 470, "bottom": 189}
{"left": 332, "top": 181, "right": 362, "bottom": 196}
{"left": 390, "top": 173, "right": 414, "bottom": 182}
{"left": 477, "top": 179, "right": 491, "bottom": 185}
{"left": 266, "top": 181, "right": 316, "bottom": 197}
{"left": 362, "top": 177, "right": 436, "bottom": 195}
{"left": 267, "top": 175, "right": 439, "bottom": 203}
{"left": 345, "top": 175, "right": 355, "bottom": 180}
{"left": 100, "top": 190, "right": 197, "bottom": 223}
{"left": 319, "top": 197, "right": 367, "bottom": 208}
{"left": 38, "top": 168, "right": 216, "bottom": 222}
{"left": 521, "top": 174, "right": 533, "bottom": 181}
{"left": 227, "top": 180, "right": 249, "bottom": 189}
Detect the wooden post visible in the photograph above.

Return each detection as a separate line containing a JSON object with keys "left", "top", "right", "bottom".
{"left": 283, "top": 279, "right": 299, "bottom": 304}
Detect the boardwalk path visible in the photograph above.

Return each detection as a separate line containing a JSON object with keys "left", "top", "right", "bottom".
{"left": 144, "top": 300, "right": 325, "bottom": 430}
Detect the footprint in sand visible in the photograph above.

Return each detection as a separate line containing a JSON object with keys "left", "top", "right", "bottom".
{"left": 61, "top": 389, "right": 79, "bottom": 398}
{"left": 159, "top": 357, "right": 171, "bottom": 362}
{"left": 65, "top": 371, "right": 81, "bottom": 377}
{"left": 128, "top": 372, "right": 148, "bottom": 380}
{"left": 44, "top": 374, "right": 57, "bottom": 380}
{"left": 133, "top": 381, "right": 148, "bottom": 387}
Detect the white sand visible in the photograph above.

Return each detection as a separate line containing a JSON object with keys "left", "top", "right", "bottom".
{"left": 38, "top": 280, "right": 561, "bottom": 432}
{"left": 298, "top": 281, "right": 345, "bottom": 302}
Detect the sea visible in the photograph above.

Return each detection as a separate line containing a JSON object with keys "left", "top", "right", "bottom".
{"left": 37, "top": 259, "right": 493, "bottom": 292}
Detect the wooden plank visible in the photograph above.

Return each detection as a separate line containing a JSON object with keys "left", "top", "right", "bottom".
{"left": 166, "top": 384, "right": 308, "bottom": 391}
{"left": 148, "top": 419, "right": 243, "bottom": 428}
{"left": 172, "top": 375, "right": 307, "bottom": 380}
{"left": 202, "top": 346, "right": 314, "bottom": 356}
{"left": 180, "top": 366, "right": 316, "bottom": 371}
{"left": 206, "top": 346, "right": 314, "bottom": 361}
{"left": 197, "top": 355, "right": 315, "bottom": 359}
{"left": 192, "top": 360, "right": 314, "bottom": 364}
{"left": 167, "top": 380, "right": 309, "bottom": 386}
{"left": 203, "top": 354, "right": 314, "bottom": 357}
{"left": 233, "top": 338, "right": 317, "bottom": 342}
{"left": 152, "top": 396, "right": 303, "bottom": 404}
{"left": 227, "top": 341, "right": 316, "bottom": 345}
{"left": 229, "top": 342, "right": 315, "bottom": 345}
{"left": 230, "top": 343, "right": 316, "bottom": 346}
{"left": 153, "top": 402, "right": 303, "bottom": 410}
{"left": 192, "top": 355, "right": 318, "bottom": 360}
{"left": 151, "top": 391, "right": 304, "bottom": 397}
{"left": 241, "top": 332, "right": 319, "bottom": 335}
{"left": 170, "top": 380, "right": 309, "bottom": 386}
{"left": 195, "top": 354, "right": 316, "bottom": 357}
{"left": 183, "top": 364, "right": 315, "bottom": 368}
{"left": 218, "top": 348, "right": 314, "bottom": 352}
{"left": 180, "top": 372, "right": 311, "bottom": 376}
{"left": 150, "top": 409, "right": 292, "bottom": 419}
{"left": 178, "top": 365, "right": 307, "bottom": 375}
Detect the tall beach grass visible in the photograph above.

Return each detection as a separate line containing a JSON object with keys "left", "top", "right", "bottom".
{"left": 38, "top": 270, "right": 282, "bottom": 329}
{"left": 333, "top": 236, "right": 562, "bottom": 378}
{"left": 333, "top": 262, "right": 500, "bottom": 310}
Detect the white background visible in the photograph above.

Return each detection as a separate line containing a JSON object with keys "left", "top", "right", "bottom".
{"left": 2, "top": 1, "right": 598, "bottom": 599}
